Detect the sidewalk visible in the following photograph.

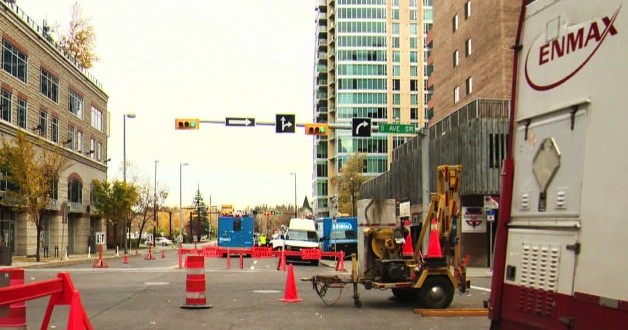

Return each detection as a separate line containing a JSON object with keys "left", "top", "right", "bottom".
{"left": 0, "top": 247, "right": 167, "bottom": 269}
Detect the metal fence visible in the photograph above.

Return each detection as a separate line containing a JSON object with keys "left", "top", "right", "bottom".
{"left": 361, "top": 99, "right": 509, "bottom": 203}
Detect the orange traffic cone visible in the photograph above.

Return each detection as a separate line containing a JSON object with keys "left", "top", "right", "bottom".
{"left": 280, "top": 264, "right": 302, "bottom": 303}
{"left": 402, "top": 231, "right": 414, "bottom": 257}
{"left": 161, "top": 250, "right": 166, "bottom": 258}
{"left": 123, "top": 254, "right": 129, "bottom": 264}
{"left": 426, "top": 218, "right": 443, "bottom": 258}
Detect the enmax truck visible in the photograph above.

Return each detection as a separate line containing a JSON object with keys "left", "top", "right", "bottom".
{"left": 217, "top": 215, "right": 254, "bottom": 249}
{"left": 316, "top": 217, "right": 358, "bottom": 257}
{"left": 489, "top": 1, "right": 628, "bottom": 328}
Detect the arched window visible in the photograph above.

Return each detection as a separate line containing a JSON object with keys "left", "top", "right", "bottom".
{"left": 68, "top": 179, "right": 83, "bottom": 203}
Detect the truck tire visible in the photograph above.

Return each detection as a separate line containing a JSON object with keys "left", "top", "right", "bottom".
{"left": 418, "top": 276, "right": 454, "bottom": 309}
{"left": 391, "top": 288, "right": 419, "bottom": 303}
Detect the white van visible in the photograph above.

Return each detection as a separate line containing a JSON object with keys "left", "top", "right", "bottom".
{"left": 271, "top": 218, "right": 320, "bottom": 265}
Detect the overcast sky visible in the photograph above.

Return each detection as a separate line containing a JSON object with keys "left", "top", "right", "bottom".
{"left": 20, "top": 0, "right": 316, "bottom": 210}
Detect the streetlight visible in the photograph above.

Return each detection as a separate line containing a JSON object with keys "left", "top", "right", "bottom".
{"left": 290, "top": 172, "right": 297, "bottom": 218}
{"left": 179, "top": 162, "right": 189, "bottom": 246}
{"left": 123, "top": 113, "right": 135, "bottom": 255}
{"left": 153, "top": 160, "right": 159, "bottom": 246}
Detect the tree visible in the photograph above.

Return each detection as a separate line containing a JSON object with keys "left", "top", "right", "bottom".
{"left": 0, "top": 131, "right": 70, "bottom": 261}
{"left": 91, "top": 179, "right": 139, "bottom": 251}
{"left": 131, "top": 179, "right": 168, "bottom": 248}
{"left": 332, "top": 153, "right": 367, "bottom": 216}
{"left": 189, "top": 189, "right": 208, "bottom": 243}
{"left": 60, "top": 2, "right": 98, "bottom": 69}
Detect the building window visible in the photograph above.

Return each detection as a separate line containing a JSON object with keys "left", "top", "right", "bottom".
{"left": 392, "top": 23, "right": 400, "bottom": 35}
{"left": 410, "top": 108, "right": 419, "bottom": 120}
{"left": 49, "top": 179, "right": 58, "bottom": 200}
{"left": 39, "top": 110, "right": 48, "bottom": 137}
{"left": 68, "top": 179, "right": 83, "bottom": 204}
{"left": 453, "top": 50, "right": 459, "bottom": 67}
{"left": 392, "top": 79, "right": 400, "bottom": 91}
{"left": 91, "top": 106, "right": 103, "bottom": 131}
{"left": 76, "top": 131, "right": 83, "bottom": 153}
{"left": 393, "top": 65, "right": 400, "bottom": 76}
{"left": 465, "top": 38, "right": 473, "bottom": 56}
{"left": 17, "top": 98, "right": 27, "bottom": 129}
{"left": 1, "top": 89, "right": 11, "bottom": 123}
{"left": 410, "top": 80, "right": 419, "bottom": 91}
{"left": 51, "top": 117, "right": 59, "bottom": 143}
{"left": 2, "top": 39, "right": 28, "bottom": 83}
{"left": 40, "top": 68, "right": 59, "bottom": 102}
{"left": 410, "top": 65, "right": 418, "bottom": 77}
{"left": 465, "top": 1, "right": 471, "bottom": 19}
{"left": 454, "top": 86, "right": 460, "bottom": 103}
{"left": 393, "top": 94, "right": 401, "bottom": 105}
{"left": 392, "top": 9, "right": 399, "bottom": 20}
{"left": 392, "top": 37, "right": 400, "bottom": 48}
{"left": 97, "top": 142, "right": 103, "bottom": 161}
{"left": 393, "top": 108, "right": 401, "bottom": 122}
{"left": 410, "top": 23, "right": 418, "bottom": 36}
{"left": 410, "top": 51, "right": 418, "bottom": 63}
{"left": 68, "top": 90, "right": 83, "bottom": 118}
{"left": 410, "top": 94, "right": 418, "bottom": 105}
{"left": 393, "top": 51, "right": 400, "bottom": 63}
{"left": 90, "top": 138, "right": 95, "bottom": 159}
{"left": 453, "top": 14, "right": 459, "bottom": 32}
{"left": 67, "top": 126, "right": 75, "bottom": 150}
{"left": 466, "top": 76, "right": 473, "bottom": 95}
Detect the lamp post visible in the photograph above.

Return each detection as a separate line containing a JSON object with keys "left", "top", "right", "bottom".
{"left": 179, "top": 162, "right": 189, "bottom": 246}
{"left": 123, "top": 113, "right": 135, "bottom": 255}
{"left": 290, "top": 172, "right": 297, "bottom": 218}
{"left": 153, "top": 160, "right": 159, "bottom": 246}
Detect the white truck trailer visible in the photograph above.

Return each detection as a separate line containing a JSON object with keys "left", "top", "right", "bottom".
{"left": 489, "top": 0, "right": 628, "bottom": 328}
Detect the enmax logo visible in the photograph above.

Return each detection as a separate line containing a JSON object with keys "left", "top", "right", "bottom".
{"left": 524, "top": 7, "right": 620, "bottom": 91}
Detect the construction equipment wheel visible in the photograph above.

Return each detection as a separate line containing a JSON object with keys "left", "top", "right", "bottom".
{"left": 391, "top": 288, "right": 419, "bottom": 303}
{"left": 418, "top": 276, "right": 454, "bottom": 309}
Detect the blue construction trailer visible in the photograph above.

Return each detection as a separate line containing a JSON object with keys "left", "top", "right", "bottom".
{"left": 217, "top": 215, "right": 254, "bottom": 249}
{"left": 316, "top": 217, "right": 358, "bottom": 258}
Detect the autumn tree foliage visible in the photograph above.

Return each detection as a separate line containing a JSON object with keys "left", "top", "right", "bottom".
{"left": 91, "top": 179, "right": 139, "bottom": 251}
{"left": 332, "top": 153, "right": 367, "bottom": 216}
{"left": 60, "top": 2, "right": 98, "bottom": 69}
{"left": 0, "top": 131, "right": 70, "bottom": 261}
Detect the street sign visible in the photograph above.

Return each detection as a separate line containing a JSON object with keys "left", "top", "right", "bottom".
{"left": 226, "top": 117, "right": 255, "bottom": 127}
{"left": 275, "top": 114, "right": 295, "bottom": 133}
{"left": 378, "top": 123, "right": 416, "bottom": 134}
{"left": 352, "top": 118, "right": 371, "bottom": 137}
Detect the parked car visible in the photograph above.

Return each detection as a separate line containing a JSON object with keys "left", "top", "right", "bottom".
{"left": 155, "top": 237, "right": 173, "bottom": 246}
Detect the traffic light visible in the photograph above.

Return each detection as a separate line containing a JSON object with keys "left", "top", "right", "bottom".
{"left": 305, "top": 123, "right": 329, "bottom": 136}
{"left": 175, "top": 118, "right": 200, "bottom": 130}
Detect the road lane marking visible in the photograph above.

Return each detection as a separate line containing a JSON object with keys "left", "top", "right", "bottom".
{"left": 470, "top": 285, "right": 491, "bottom": 292}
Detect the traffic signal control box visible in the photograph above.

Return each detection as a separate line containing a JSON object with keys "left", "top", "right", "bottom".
{"left": 175, "top": 118, "right": 200, "bottom": 130}
{"left": 305, "top": 123, "right": 328, "bottom": 136}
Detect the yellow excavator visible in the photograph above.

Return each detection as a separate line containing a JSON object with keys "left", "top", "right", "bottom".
{"left": 305, "top": 165, "right": 470, "bottom": 308}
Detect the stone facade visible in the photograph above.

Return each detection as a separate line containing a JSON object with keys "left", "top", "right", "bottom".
{"left": 0, "top": 1, "right": 109, "bottom": 257}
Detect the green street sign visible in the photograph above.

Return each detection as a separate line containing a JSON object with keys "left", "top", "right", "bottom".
{"left": 378, "top": 123, "right": 416, "bottom": 134}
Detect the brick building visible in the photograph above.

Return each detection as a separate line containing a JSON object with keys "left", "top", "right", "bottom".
{"left": 0, "top": 1, "right": 109, "bottom": 258}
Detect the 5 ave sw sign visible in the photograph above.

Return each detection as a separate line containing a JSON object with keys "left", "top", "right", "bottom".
{"left": 378, "top": 123, "right": 416, "bottom": 134}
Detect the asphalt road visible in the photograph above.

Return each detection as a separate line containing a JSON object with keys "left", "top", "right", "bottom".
{"left": 19, "top": 251, "right": 491, "bottom": 329}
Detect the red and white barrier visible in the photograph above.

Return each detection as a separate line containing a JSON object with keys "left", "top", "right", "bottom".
{"left": 0, "top": 268, "right": 26, "bottom": 329}
{"left": 180, "top": 255, "right": 211, "bottom": 309}
{"left": 0, "top": 270, "right": 92, "bottom": 329}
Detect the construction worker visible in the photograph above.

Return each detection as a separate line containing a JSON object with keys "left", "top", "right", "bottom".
{"left": 259, "top": 234, "right": 267, "bottom": 247}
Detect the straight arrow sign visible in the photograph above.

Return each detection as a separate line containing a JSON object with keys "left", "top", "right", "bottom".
{"left": 226, "top": 117, "right": 256, "bottom": 127}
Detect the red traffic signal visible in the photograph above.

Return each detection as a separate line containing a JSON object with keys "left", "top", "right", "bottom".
{"left": 305, "top": 123, "right": 329, "bottom": 136}
{"left": 175, "top": 118, "right": 200, "bottom": 130}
